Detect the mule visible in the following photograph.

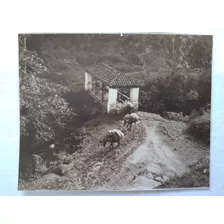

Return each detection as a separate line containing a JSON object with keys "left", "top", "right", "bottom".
{"left": 123, "top": 113, "right": 140, "bottom": 131}
{"left": 102, "top": 133, "right": 121, "bottom": 149}
{"left": 123, "top": 117, "right": 138, "bottom": 130}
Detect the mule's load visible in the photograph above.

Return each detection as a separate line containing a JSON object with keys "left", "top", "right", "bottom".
{"left": 102, "top": 129, "right": 124, "bottom": 149}
{"left": 108, "top": 129, "right": 124, "bottom": 139}
{"left": 123, "top": 113, "right": 140, "bottom": 130}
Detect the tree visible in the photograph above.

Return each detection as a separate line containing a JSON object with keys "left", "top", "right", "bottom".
{"left": 187, "top": 36, "right": 212, "bottom": 69}
{"left": 19, "top": 34, "right": 75, "bottom": 143}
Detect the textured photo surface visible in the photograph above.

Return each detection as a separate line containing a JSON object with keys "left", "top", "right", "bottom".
{"left": 18, "top": 34, "right": 212, "bottom": 191}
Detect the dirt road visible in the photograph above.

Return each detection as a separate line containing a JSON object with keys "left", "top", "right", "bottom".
{"left": 100, "top": 120, "right": 188, "bottom": 190}
{"left": 19, "top": 112, "right": 209, "bottom": 191}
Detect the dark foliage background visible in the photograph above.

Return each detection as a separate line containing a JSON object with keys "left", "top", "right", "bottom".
{"left": 20, "top": 34, "right": 212, "bottom": 147}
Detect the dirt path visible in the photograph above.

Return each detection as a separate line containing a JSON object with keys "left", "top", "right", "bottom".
{"left": 100, "top": 121, "right": 188, "bottom": 190}
{"left": 19, "top": 112, "right": 209, "bottom": 191}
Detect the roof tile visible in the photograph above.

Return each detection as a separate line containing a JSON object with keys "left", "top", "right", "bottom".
{"left": 85, "top": 63, "right": 144, "bottom": 87}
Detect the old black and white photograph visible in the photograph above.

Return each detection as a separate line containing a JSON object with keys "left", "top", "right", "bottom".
{"left": 18, "top": 34, "right": 212, "bottom": 191}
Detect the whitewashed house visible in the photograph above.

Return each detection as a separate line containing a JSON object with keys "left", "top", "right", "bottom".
{"left": 84, "top": 63, "right": 144, "bottom": 114}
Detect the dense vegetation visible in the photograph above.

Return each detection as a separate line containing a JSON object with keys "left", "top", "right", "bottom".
{"left": 20, "top": 34, "right": 212, "bottom": 148}
{"left": 19, "top": 35, "right": 76, "bottom": 144}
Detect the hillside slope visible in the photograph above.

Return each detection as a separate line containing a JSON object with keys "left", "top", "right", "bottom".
{"left": 19, "top": 112, "right": 209, "bottom": 191}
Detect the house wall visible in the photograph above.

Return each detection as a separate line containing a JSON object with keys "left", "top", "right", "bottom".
{"left": 130, "top": 87, "right": 139, "bottom": 109}
{"left": 84, "top": 72, "right": 92, "bottom": 90}
{"left": 107, "top": 88, "right": 117, "bottom": 113}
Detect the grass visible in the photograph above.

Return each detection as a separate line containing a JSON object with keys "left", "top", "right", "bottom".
{"left": 156, "top": 158, "right": 209, "bottom": 189}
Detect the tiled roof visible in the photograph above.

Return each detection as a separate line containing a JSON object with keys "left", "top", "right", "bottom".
{"left": 109, "top": 73, "right": 144, "bottom": 87}
{"left": 84, "top": 63, "right": 144, "bottom": 87}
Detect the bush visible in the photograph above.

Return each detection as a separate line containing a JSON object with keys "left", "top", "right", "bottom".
{"left": 166, "top": 112, "right": 189, "bottom": 122}
{"left": 100, "top": 53, "right": 127, "bottom": 64}
{"left": 19, "top": 35, "right": 76, "bottom": 143}
{"left": 76, "top": 52, "right": 99, "bottom": 66}
{"left": 114, "top": 62, "right": 136, "bottom": 72}
{"left": 127, "top": 53, "right": 144, "bottom": 66}
{"left": 20, "top": 75, "right": 76, "bottom": 143}
{"left": 187, "top": 108, "right": 210, "bottom": 144}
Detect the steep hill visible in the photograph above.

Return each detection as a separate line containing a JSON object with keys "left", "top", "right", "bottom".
{"left": 19, "top": 112, "right": 209, "bottom": 191}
